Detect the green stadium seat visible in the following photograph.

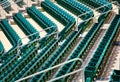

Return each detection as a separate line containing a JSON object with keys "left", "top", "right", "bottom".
{"left": 55, "top": 0, "right": 94, "bottom": 20}
{"left": 53, "top": 13, "right": 108, "bottom": 82}
{"left": 27, "top": 6, "right": 57, "bottom": 34}
{"left": 13, "top": 12, "right": 39, "bottom": 40}
{"left": 0, "top": 41, "right": 4, "bottom": 56}
{"left": 77, "top": 0, "right": 112, "bottom": 12}
{"left": 30, "top": 20, "right": 90, "bottom": 82}
{"left": 11, "top": 39, "right": 58, "bottom": 81}
{"left": 85, "top": 14, "right": 120, "bottom": 81}
{"left": 0, "top": 46, "right": 38, "bottom": 81}
{"left": 41, "top": 0, "right": 75, "bottom": 40}
{"left": 0, "top": 19, "right": 22, "bottom": 60}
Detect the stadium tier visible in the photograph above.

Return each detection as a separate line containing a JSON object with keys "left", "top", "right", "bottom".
{"left": 77, "top": 0, "right": 112, "bottom": 12}
{"left": 55, "top": 0, "right": 94, "bottom": 20}
{"left": 41, "top": 0, "right": 76, "bottom": 40}
{"left": 85, "top": 14, "right": 120, "bottom": 82}
{"left": 53, "top": 13, "right": 108, "bottom": 82}
{"left": 13, "top": 13, "right": 39, "bottom": 40}
{"left": 0, "top": 19, "right": 22, "bottom": 60}
{"left": 27, "top": 6, "right": 57, "bottom": 34}
{"left": 0, "top": 0, "right": 120, "bottom": 82}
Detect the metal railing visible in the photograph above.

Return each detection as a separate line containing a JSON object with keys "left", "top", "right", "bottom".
{"left": 0, "top": 1, "right": 120, "bottom": 82}
{"left": 15, "top": 58, "right": 84, "bottom": 82}
{"left": 18, "top": 1, "right": 120, "bottom": 82}
{"left": 1, "top": 26, "right": 58, "bottom": 61}
{"left": 16, "top": 26, "right": 58, "bottom": 55}
{"left": 75, "top": 1, "right": 120, "bottom": 31}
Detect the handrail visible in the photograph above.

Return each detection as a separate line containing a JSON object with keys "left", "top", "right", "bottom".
{"left": 17, "top": 26, "right": 58, "bottom": 55}
{"left": 1, "top": 26, "right": 58, "bottom": 60}
{"left": 75, "top": 1, "right": 120, "bottom": 31}
{"left": 15, "top": 58, "right": 84, "bottom": 82}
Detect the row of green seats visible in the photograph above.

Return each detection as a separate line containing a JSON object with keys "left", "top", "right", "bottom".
{"left": 0, "top": 10, "right": 56, "bottom": 81}
{"left": 0, "top": 19, "right": 21, "bottom": 47}
{"left": 30, "top": 20, "right": 90, "bottom": 82}
{"left": 0, "top": 19, "right": 22, "bottom": 60}
{"left": 27, "top": 6, "right": 58, "bottom": 48}
{"left": 12, "top": 39, "right": 58, "bottom": 81}
{"left": 0, "top": 44, "right": 39, "bottom": 82}
{"left": 53, "top": 14, "right": 107, "bottom": 82}
{"left": 85, "top": 14, "right": 120, "bottom": 82}
{"left": 39, "top": 34, "right": 55, "bottom": 48}
{"left": 41, "top": 0, "right": 76, "bottom": 40}
{"left": 0, "top": 41, "right": 4, "bottom": 56}
{"left": 93, "top": 0, "right": 112, "bottom": 8}
{"left": 0, "top": 16, "right": 38, "bottom": 61}
{"left": 55, "top": 0, "right": 94, "bottom": 20}
{"left": 0, "top": 38, "right": 39, "bottom": 80}
{"left": 1, "top": 47, "right": 18, "bottom": 62}
{"left": 77, "top": 0, "right": 112, "bottom": 13}
{"left": 13, "top": 12, "right": 39, "bottom": 40}
{"left": 110, "top": 70, "right": 120, "bottom": 82}
{"left": 0, "top": 20, "right": 39, "bottom": 81}
{"left": 42, "top": 0, "right": 75, "bottom": 23}
{"left": 27, "top": 6, "right": 57, "bottom": 34}
{"left": 0, "top": 18, "right": 38, "bottom": 78}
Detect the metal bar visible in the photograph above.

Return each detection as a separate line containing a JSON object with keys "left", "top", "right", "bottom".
{"left": 1, "top": 26, "right": 58, "bottom": 60}
{"left": 17, "top": 26, "right": 58, "bottom": 55}
{"left": 75, "top": 1, "right": 120, "bottom": 31}
{"left": 15, "top": 58, "right": 83, "bottom": 82}
{"left": 17, "top": 26, "right": 56, "bottom": 45}
{"left": 47, "top": 68, "right": 83, "bottom": 82}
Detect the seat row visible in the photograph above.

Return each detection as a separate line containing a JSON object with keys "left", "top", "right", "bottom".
{"left": 0, "top": 19, "right": 22, "bottom": 60}
{"left": 27, "top": 6, "right": 59, "bottom": 49}
{"left": 0, "top": 19, "right": 21, "bottom": 47}
{"left": 0, "top": 22, "right": 58, "bottom": 82}
{"left": 77, "top": 0, "right": 112, "bottom": 13}
{"left": 41, "top": 0, "right": 75, "bottom": 40}
{"left": 0, "top": 3, "right": 59, "bottom": 81}
{"left": 30, "top": 20, "right": 90, "bottom": 82}
{"left": 27, "top": 6, "right": 57, "bottom": 34}
{"left": 13, "top": 12, "right": 56, "bottom": 49}
{"left": 0, "top": 42, "right": 39, "bottom": 82}
{"left": 13, "top": 12, "right": 39, "bottom": 40}
{"left": 53, "top": 13, "right": 107, "bottom": 82}
{"left": 0, "top": 14, "right": 40, "bottom": 61}
{"left": 0, "top": 41, "right": 4, "bottom": 56}
{"left": 0, "top": 38, "right": 38, "bottom": 72}
{"left": 0, "top": 16, "right": 40, "bottom": 81}
{"left": 42, "top": 0, "right": 75, "bottom": 23}
{"left": 110, "top": 70, "right": 120, "bottom": 82}
{"left": 55, "top": 0, "right": 94, "bottom": 20}
{"left": 12, "top": 39, "right": 58, "bottom": 81}
{"left": 85, "top": 14, "right": 120, "bottom": 82}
